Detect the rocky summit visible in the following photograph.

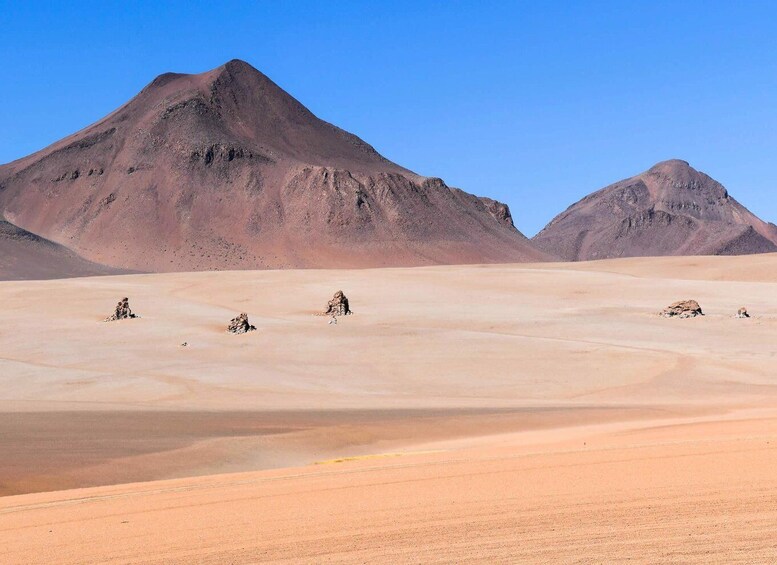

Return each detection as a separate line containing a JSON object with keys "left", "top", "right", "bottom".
{"left": 533, "top": 160, "right": 777, "bottom": 261}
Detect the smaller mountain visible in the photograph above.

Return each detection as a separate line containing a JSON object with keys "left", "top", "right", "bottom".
{"left": 533, "top": 160, "right": 777, "bottom": 261}
{"left": 0, "top": 218, "right": 120, "bottom": 280}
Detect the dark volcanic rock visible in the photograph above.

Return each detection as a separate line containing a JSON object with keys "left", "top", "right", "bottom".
{"left": 533, "top": 160, "right": 777, "bottom": 261}
{"left": 323, "top": 290, "right": 351, "bottom": 317}
{"left": 227, "top": 312, "right": 256, "bottom": 334}
{"left": 662, "top": 299, "right": 703, "bottom": 318}
{"left": 105, "top": 297, "right": 137, "bottom": 321}
{"left": 0, "top": 59, "right": 548, "bottom": 272}
{"left": 736, "top": 307, "right": 750, "bottom": 318}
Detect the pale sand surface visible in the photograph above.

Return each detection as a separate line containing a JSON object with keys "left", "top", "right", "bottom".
{"left": 1, "top": 254, "right": 776, "bottom": 562}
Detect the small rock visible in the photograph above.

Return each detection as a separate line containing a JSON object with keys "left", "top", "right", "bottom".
{"left": 227, "top": 313, "right": 256, "bottom": 334}
{"left": 181, "top": 342, "right": 188, "bottom": 347}
{"left": 104, "top": 297, "right": 138, "bottom": 322}
{"left": 662, "top": 299, "right": 703, "bottom": 318}
{"left": 736, "top": 307, "right": 750, "bottom": 318}
{"left": 323, "top": 290, "right": 351, "bottom": 317}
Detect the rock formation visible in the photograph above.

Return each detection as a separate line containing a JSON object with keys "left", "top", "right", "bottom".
{"left": 104, "top": 297, "right": 137, "bottom": 321}
{"left": 533, "top": 160, "right": 777, "bottom": 260}
{"left": 323, "top": 291, "right": 351, "bottom": 317}
{"left": 0, "top": 59, "right": 548, "bottom": 272}
{"left": 736, "top": 307, "right": 750, "bottom": 318}
{"left": 227, "top": 313, "right": 256, "bottom": 334}
{"left": 662, "top": 300, "right": 703, "bottom": 318}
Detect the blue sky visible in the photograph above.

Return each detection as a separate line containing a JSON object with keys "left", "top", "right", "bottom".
{"left": 1, "top": 1, "right": 776, "bottom": 235}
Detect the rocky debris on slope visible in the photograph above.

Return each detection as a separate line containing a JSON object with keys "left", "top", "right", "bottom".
{"left": 661, "top": 300, "right": 703, "bottom": 318}
{"left": 104, "top": 297, "right": 137, "bottom": 321}
{"left": 322, "top": 291, "right": 351, "bottom": 317}
{"left": 227, "top": 313, "right": 256, "bottom": 334}
{"left": 736, "top": 307, "right": 750, "bottom": 318}
{"left": 479, "top": 197, "right": 515, "bottom": 228}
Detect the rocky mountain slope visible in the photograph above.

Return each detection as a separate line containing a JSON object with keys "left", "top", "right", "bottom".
{"left": 0, "top": 59, "right": 547, "bottom": 272}
{"left": 533, "top": 160, "right": 777, "bottom": 261}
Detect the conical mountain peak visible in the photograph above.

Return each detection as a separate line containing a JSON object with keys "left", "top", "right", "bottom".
{"left": 533, "top": 160, "right": 777, "bottom": 260}
{"left": 647, "top": 158, "right": 691, "bottom": 173}
{"left": 0, "top": 61, "right": 545, "bottom": 275}
{"left": 222, "top": 58, "right": 259, "bottom": 72}
{"left": 643, "top": 159, "right": 723, "bottom": 194}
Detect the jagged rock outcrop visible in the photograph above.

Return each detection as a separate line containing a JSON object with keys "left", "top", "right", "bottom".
{"left": 227, "top": 313, "right": 256, "bottom": 334}
{"left": 533, "top": 160, "right": 777, "bottom": 260}
{"left": 104, "top": 297, "right": 137, "bottom": 321}
{"left": 736, "top": 307, "right": 750, "bottom": 318}
{"left": 323, "top": 290, "right": 351, "bottom": 317}
{"left": 0, "top": 59, "right": 548, "bottom": 272}
{"left": 662, "top": 300, "right": 703, "bottom": 318}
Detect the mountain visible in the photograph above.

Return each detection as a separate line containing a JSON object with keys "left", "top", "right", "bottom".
{"left": 533, "top": 160, "right": 777, "bottom": 261}
{"left": 0, "top": 217, "right": 121, "bottom": 280}
{"left": 0, "top": 59, "right": 547, "bottom": 272}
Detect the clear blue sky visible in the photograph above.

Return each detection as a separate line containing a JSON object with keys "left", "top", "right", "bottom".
{"left": 2, "top": 1, "right": 776, "bottom": 235}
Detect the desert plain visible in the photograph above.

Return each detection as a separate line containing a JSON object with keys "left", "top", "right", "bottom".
{"left": 1, "top": 254, "right": 777, "bottom": 563}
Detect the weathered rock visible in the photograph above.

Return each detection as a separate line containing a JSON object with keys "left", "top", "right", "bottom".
{"left": 323, "top": 290, "right": 351, "bottom": 317}
{"left": 104, "top": 297, "right": 137, "bottom": 321}
{"left": 736, "top": 307, "right": 750, "bottom": 318}
{"left": 662, "top": 299, "right": 703, "bottom": 318}
{"left": 227, "top": 312, "right": 256, "bottom": 334}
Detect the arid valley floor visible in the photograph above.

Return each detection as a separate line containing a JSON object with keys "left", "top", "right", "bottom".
{"left": 1, "top": 255, "right": 777, "bottom": 563}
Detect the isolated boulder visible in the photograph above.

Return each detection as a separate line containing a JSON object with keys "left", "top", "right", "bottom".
{"left": 323, "top": 290, "right": 351, "bottom": 317}
{"left": 736, "top": 307, "right": 750, "bottom": 318}
{"left": 104, "top": 297, "right": 137, "bottom": 321}
{"left": 662, "top": 300, "right": 703, "bottom": 318}
{"left": 227, "top": 313, "right": 256, "bottom": 334}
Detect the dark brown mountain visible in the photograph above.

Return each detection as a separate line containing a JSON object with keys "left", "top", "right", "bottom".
{"left": 0, "top": 217, "right": 121, "bottom": 280}
{"left": 0, "top": 59, "right": 547, "bottom": 273}
{"left": 533, "top": 160, "right": 777, "bottom": 261}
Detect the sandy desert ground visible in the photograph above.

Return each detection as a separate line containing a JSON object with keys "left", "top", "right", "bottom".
{"left": 1, "top": 254, "right": 777, "bottom": 562}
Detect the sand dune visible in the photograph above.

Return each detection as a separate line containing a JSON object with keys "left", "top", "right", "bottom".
{"left": 1, "top": 255, "right": 777, "bottom": 562}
